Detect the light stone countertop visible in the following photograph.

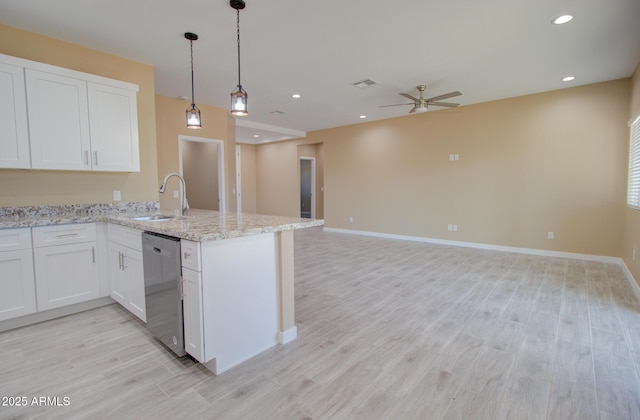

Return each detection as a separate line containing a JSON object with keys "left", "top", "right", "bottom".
{"left": 107, "top": 209, "right": 324, "bottom": 242}
{"left": 0, "top": 207, "right": 324, "bottom": 242}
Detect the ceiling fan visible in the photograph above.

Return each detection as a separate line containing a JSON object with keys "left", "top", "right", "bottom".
{"left": 380, "top": 85, "right": 462, "bottom": 113}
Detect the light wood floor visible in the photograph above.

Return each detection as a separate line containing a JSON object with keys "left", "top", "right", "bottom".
{"left": 2, "top": 227, "right": 640, "bottom": 419}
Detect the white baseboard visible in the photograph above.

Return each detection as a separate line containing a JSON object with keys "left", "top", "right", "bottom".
{"left": 323, "top": 227, "right": 621, "bottom": 264}
{"left": 323, "top": 226, "right": 640, "bottom": 302}
{"left": 278, "top": 326, "right": 298, "bottom": 345}
{"left": 620, "top": 260, "right": 640, "bottom": 303}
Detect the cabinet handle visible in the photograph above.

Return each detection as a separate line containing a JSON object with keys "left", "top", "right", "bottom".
{"left": 92, "top": 247, "right": 95, "bottom": 263}
{"left": 84, "top": 150, "right": 89, "bottom": 165}
{"left": 93, "top": 151, "right": 98, "bottom": 166}
{"left": 118, "top": 252, "right": 123, "bottom": 270}
{"left": 121, "top": 254, "right": 127, "bottom": 270}
{"left": 56, "top": 233, "right": 79, "bottom": 238}
{"left": 179, "top": 275, "right": 185, "bottom": 300}
{"left": 184, "top": 252, "right": 191, "bottom": 260}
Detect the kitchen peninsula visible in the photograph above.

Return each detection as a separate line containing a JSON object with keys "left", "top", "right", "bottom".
{"left": 0, "top": 205, "right": 323, "bottom": 375}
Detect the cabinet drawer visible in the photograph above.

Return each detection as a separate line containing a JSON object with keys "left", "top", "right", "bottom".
{"left": 108, "top": 223, "right": 142, "bottom": 251}
{"left": 181, "top": 240, "right": 201, "bottom": 272}
{"left": 32, "top": 223, "right": 96, "bottom": 248}
{"left": 0, "top": 228, "right": 32, "bottom": 251}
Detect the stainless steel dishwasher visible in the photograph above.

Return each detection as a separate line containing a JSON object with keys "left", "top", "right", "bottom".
{"left": 142, "top": 231, "right": 186, "bottom": 357}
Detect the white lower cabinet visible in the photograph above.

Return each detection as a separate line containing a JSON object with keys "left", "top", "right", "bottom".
{"left": 32, "top": 224, "right": 99, "bottom": 311}
{"left": 108, "top": 224, "right": 145, "bottom": 322}
{"left": 182, "top": 265, "right": 204, "bottom": 362}
{"left": 0, "top": 229, "right": 36, "bottom": 321}
{"left": 181, "top": 234, "right": 278, "bottom": 374}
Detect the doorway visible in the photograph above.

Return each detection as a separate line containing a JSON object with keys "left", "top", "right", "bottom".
{"left": 300, "top": 156, "right": 315, "bottom": 219}
{"left": 178, "top": 135, "right": 226, "bottom": 212}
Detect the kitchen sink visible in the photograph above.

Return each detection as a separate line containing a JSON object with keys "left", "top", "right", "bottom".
{"left": 130, "top": 215, "right": 175, "bottom": 222}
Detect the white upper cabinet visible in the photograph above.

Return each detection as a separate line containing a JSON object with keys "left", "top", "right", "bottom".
{"left": 0, "top": 62, "right": 30, "bottom": 168}
{"left": 0, "top": 53, "right": 140, "bottom": 172}
{"left": 26, "top": 69, "right": 92, "bottom": 170}
{"left": 88, "top": 83, "right": 140, "bottom": 172}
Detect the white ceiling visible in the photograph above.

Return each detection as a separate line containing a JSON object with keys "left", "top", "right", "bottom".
{"left": 1, "top": 0, "right": 639, "bottom": 143}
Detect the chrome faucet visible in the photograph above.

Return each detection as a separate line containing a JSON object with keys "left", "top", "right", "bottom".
{"left": 159, "top": 172, "right": 189, "bottom": 216}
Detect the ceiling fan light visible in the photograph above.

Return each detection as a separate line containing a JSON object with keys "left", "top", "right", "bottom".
{"left": 414, "top": 106, "right": 428, "bottom": 113}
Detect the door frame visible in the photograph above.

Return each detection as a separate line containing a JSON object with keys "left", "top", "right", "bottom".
{"left": 235, "top": 145, "right": 242, "bottom": 214}
{"left": 299, "top": 156, "right": 316, "bottom": 219}
{"left": 178, "top": 135, "right": 226, "bottom": 212}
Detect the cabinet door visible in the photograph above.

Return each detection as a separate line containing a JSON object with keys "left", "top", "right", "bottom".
{"left": 123, "top": 247, "right": 145, "bottom": 322}
{"left": 0, "top": 249, "right": 36, "bottom": 321}
{"left": 108, "top": 242, "right": 127, "bottom": 305}
{"left": 88, "top": 83, "right": 140, "bottom": 172}
{"left": 34, "top": 242, "right": 99, "bottom": 311}
{"left": 0, "top": 62, "right": 30, "bottom": 169}
{"left": 108, "top": 241, "right": 145, "bottom": 322}
{"left": 182, "top": 267, "right": 203, "bottom": 362}
{"left": 26, "top": 69, "right": 91, "bottom": 170}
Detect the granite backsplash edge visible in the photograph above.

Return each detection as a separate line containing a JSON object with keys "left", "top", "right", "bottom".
{"left": 0, "top": 202, "right": 160, "bottom": 218}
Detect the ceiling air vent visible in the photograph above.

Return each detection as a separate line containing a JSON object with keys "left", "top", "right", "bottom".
{"left": 352, "top": 79, "right": 379, "bottom": 89}
{"left": 270, "top": 110, "right": 285, "bottom": 115}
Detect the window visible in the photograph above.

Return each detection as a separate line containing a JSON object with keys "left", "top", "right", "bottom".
{"left": 628, "top": 114, "right": 640, "bottom": 209}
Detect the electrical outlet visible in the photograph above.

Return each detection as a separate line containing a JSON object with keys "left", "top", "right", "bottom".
{"left": 448, "top": 224, "right": 458, "bottom": 232}
{"left": 349, "top": 216, "right": 353, "bottom": 223}
{"left": 547, "top": 232, "right": 554, "bottom": 240}
{"left": 173, "top": 190, "right": 179, "bottom": 199}
{"left": 453, "top": 224, "right": 458, "bottom": 232}
{"left": 113, "top": 190, "right": 121, "bottom": 201}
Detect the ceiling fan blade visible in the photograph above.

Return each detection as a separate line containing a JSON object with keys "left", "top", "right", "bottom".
{"left": 428, "top": 102, "right": 459, "bottom": 108}
{"left": 399, "top": 93, "right": 420, "bottom": 102}
{"left": 379, "top": 103, "right": 414, "bottom": 108}
{"left": 409, "top": 106, "right": 417, "bottom": 113}
{"left": 426, "top": 91, "right": 462, "bottom": 102}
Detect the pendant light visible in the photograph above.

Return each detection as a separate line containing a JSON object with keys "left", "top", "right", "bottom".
{"left": 230, "top": 0, "right": 248, "bottom": 116}
{"left": 185, "top": 32, "right": 201, "bottom": 128}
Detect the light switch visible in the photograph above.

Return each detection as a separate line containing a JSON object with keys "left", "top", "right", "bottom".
{"left": 113, "top": 190, "right": 121, "bottom": 201}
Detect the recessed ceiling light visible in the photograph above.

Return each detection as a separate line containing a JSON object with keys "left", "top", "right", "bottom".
{"left": 552, "top": 14, "right": 573, "bottom": 24}
{"left": 253, "top": 134, "right": 259, "bottom": 138}
{"left": 292, "top": 94, "right": 301, "bottom": 99}
{"left": 562, "top": 76, "right": 576, "bottom": 82}
{"left": 359, "top": 115, "right": 367, "bottom": 119}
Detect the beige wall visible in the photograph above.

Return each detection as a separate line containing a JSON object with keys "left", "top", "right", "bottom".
{"left": 154, "top": 95, "right": 237, "bottom": 213}
{"left": 257, "top": 79, "right": 630, "bottom": 257}
{"left": 623, "top": 63, "right": 640, "bottom": 284}
{"left": 182, "top": 141, "right": 219, "bottom": 210}
{"left": 239, "top": 144, "right": 257, "bottom": 214}
{"left": 0, "top": 24, "right": 158, "bottom": 207}
{"left": 255, "top": 140, "right": 325, "bottom": 218}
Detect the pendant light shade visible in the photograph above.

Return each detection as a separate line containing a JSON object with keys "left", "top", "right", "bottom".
{"left": 231, "top": 86, "right": 248, "bottom": 116}
{"left": 230, "top": 0, "right": 248, "bottom": 116}
{"left": 185, "top": 32, "right": 201, "bottom": 129}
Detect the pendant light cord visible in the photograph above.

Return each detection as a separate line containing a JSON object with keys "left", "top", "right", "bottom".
{"left": 190, "top": 39, "right": 196, "bottom": 104}
{"left": 236, "top": 8, "right": 242, "bottom": 88}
